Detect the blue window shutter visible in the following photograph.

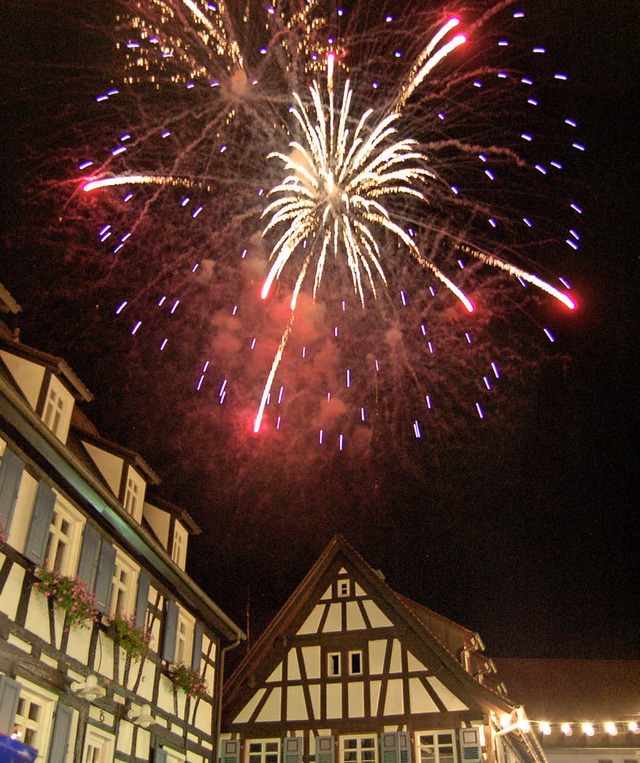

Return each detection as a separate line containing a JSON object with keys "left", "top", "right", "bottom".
{"left": 162, "top": 600, "right": 179, "bottom": 662}
{"left": 316, "top": 736, "right": 335, "bottom": 763}
{"left": 191, "top": 622, "right": 203, "bottom": 672}
{"left": 283, "top": 737, "right": 303, "bottom": 763}
{"left": 153, "top": 748, "right": 168, "bottom": 763}
{"left": 24, "top": 481, "right": 56, "bottom": 565}
{"left": 134, "top": 572, "right": 150, "bottom": 630}
{"left": 459, "top": 728, "right": 482, "bottom": 763}
{"left": 221, "top": 739, "right": 240, "bottom": 763}
{"left": 0, "top": 447, "right": 24, "bottom": 532}
{"left": 93, "top": 542, "right": 116, "bottom": 614}
{"left": 47, "top": 702, "right": 73, "bottom": 763}
{"left": 380, "top": 733, "right": 400, "bottom": 763}
{"left": 0, "top": 675, "right": 21, "bottom": 735}
{"left": 76, "top": 524, "right": 100, "bottom": 589}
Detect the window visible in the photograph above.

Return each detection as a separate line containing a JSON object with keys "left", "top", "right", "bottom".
{"left": 175, "top": 609, "right": 195, "bottom": 665}
{"left": 248, "top": 741, "right": 280, "bottom": 763}
{"left": 12, "top": 686, "right": 53, "bottom": 755}
{"left": 44, "top": 499, "right": 84, "bottom": 575}
{"left": 123, "top": 468, "right": 145, "bottom": 522}
{"left": 338, "top": 580, "right": 350, "bottom": 597}
{"left": 43, "top": 388, "right": 64, "bottom": 437}
{"left": 418, "top": 733, "right": 456, "bottom": 763}
{"left": 84, "top": 729, "right": 114, "bottom": 763}
{"left": 109, "top": 552, "right": 139, "bottom": 616}
{"left": 171, "top": 522, "right": 188, "bottom": 570}
{"left": 349, "top": 651, "right": 362, "bottom": 675}
{"left": 41, "top": 376, "right": 73, "bottom": 442}
{"left": 328, "top": 653, "right": 341, "bottom": 676}
{"left": 341, "top": 737, "right": 376, "bottom": 763}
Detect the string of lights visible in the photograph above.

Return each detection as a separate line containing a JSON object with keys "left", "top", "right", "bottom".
{"left": 499, "top": 713, "right": 640, "bottom": 737}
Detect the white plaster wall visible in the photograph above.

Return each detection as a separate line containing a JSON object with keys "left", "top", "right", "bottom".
{"left": 66, "top": 625, "right": 92, "bottom": 665}
{"left": 286, "top": 686, "right": 307, "bottom": 721}
{"left": 0, "top": 352, "right": 45, "bottom": 409}
{"left": 0, "top": 558, "right": 25, "bottom": 620}
{"left": 82, "top": 443, "right": 123, "bottom": 497}
{"left": 348, "top": 682, "right": 365, "bottom": 717}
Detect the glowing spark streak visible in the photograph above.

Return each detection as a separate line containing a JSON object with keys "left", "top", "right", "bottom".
{"left": 469, "top": 250, "right": 575, "bottom": 309}
{"left": 253, "top": 313, "right": 295, "bottom": 433}
{"left": 396, "top": 22, "right": 466, "bottom": 110}
{"left": 83, "top": 175, "right": 176, "bottom": 192}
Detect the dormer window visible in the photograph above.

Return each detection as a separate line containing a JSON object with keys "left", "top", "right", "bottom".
{"left": 123, "top": 468, "right": 145, "bottom": 522}
{"left": 171, "top": 522, "right": 188, "bottom": 570}
{"left": 41, "top": 376, "right": 73, "bottom": 443}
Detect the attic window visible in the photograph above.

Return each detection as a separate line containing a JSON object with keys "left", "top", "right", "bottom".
{"left": 171, "top": 522, "right": 188, "bottom": 570}
{"left": 338, "top": 580, "right": 350, "bottom": 597}
{"left": 349, "top": 651, "right": 362, "bottom": 675}
{"left": 42, "top": 376, "right": 72, "bottom": 441}
{"left": 43, "top": 387, "right": 64, "bottom": 435}
{"left": 123, "top": 469, "right": 144, "bottom": 522}
{"left": 328, "top": 652, "right": 341, "bottom": 676}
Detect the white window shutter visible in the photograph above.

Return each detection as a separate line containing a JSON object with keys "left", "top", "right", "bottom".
{"left": 459, "top": 728, "right": 482, "bottom": 763}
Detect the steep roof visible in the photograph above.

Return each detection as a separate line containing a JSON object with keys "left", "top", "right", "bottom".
{"left": 224, "top": 534, "right": 512, "bottom": 714}
{"left": 0, "top": 334, "right": 93, "bottom": 402}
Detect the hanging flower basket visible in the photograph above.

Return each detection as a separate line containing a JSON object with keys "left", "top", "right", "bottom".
{"left": 168, "top": 663, "right": 208, "bottom": 699}
{"left": 34, "top": 569, "right": 98, "bottom": 629}
{"left": 106, "top": 612, "right": 153, "bottom": 661}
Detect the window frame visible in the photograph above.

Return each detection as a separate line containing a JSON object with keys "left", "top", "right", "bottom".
{"left": 348, "top": 650, "right": 363, "bottom": 675}
{"left": 123, "top": 467, "right": 145, "bottom": 522}
{"left": 83, "top": 728, "right": 114, "bottom": 763}
{"left": 171, "top": 521, "right": 188, "bottom": 570}
{"left": 340, "top": 735, "right": 377, "bottom": 763}
{"left": 108, "top": 551, "right": 140, "bottom": 617}
{"left": 12, "top": 683, "right": 55, "bottom": 760}
{"left": 44, "top": 495, "right": 85, "bottom": 577}
{"left": 175, "top": 607, "right": 195, "bottom": 666}
{"left": 328, "top": 652, "right": 341, "bottom": 677}
{"left": 42, "top": 376, "right": 73, "bottom": 442}
{"left": 337, "top": 580, "right": 350, "bottom": 597}
{"left": 416, "top": 731, "right": 457, "bottom": 763}
{"left": 247, "top": 739, "right": 280, "bottom": 763}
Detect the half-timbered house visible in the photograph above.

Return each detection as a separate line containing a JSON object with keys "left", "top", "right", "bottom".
{"left": 0, "top": 307, "right": 245, "bottom": 763}
{"left": 221, "top": 536, "right": 545, "bottom": 763}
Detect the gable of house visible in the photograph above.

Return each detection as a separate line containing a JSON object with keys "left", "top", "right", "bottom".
{"left": 221, "top": 536, "right": 543, "bottom": 763}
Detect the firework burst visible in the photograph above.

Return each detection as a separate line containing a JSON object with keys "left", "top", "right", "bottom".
{"left": 68, "top": 0, "right": 583, "bottom": 456}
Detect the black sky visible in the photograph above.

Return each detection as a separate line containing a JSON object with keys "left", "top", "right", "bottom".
{"left": 0, "top": 0, "right": 638, "bottom": 660}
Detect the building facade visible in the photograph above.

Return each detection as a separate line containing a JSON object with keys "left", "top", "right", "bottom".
{"left": 0, "top": 309, "right": 245, "bottom": 763}
{"left": 221, "top": 536, "right": 545, "bottom": 763}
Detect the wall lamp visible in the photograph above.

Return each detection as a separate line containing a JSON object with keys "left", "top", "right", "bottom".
{"left": 70, "top": 675, "right": 105, "bottom": 703}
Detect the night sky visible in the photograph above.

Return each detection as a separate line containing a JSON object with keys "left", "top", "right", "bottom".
{"left": 0, "top": 0, "right": 637, "bottom": 661}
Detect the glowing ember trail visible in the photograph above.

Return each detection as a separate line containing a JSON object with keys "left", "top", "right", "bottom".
{"left": 72, "top": 0, "right": 583, "bottom": 447}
